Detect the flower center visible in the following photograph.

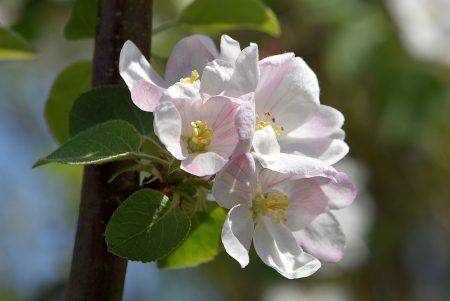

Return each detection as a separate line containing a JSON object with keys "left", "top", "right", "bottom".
{"left": 255, "top": 111, "right": 284, "bottom": 138}
{"left": 187, "top": 120, "right": 213, "bottom": 153}
{"left": 180, "top": 70, "right": 200, "bottom": 84}
{"left": 253, "top": 190, "right": 289, "bottom": 224}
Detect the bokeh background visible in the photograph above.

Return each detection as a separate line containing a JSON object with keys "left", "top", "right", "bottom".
{"left": 1, "top": 0, "right": 450, "bottom": 300}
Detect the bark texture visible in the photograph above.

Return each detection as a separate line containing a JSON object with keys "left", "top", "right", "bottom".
{"left": 65, "top": 1, "right": 152, "bottom": 300}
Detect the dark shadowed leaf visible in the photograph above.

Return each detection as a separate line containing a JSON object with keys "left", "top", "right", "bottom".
{"left": 33, "top": 120, "right": 141, "bottom": 167}
{"left": 106, "top": 189, "right": 191, "bottom": 262}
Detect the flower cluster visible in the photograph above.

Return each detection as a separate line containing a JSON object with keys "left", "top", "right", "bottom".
{"left": 119, "top": 34, "right": 356, "bottom": 279}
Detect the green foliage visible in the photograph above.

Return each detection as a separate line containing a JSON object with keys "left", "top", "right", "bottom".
{"left": 179, "top": 0, "right": 280, "bottom": 36}
{"left": 158, "top": 206, "right": 226, "bottom": 269}
{"left": 45, "top": 61, "right": 92, "bottom": 144}
{"left": 69, "top": 86, "right": 153, "bottom": 137}
{"left": 33, "top": 120, "right": 142, "bottom": 167}
{"left": 64, "top": 0, "right": 98, "bottom": 40}
{"left": 106, "top": 189, "right": 191, "bottom": 262}
{"left": 0, "top": 26, "right": 35, "bottom": 59}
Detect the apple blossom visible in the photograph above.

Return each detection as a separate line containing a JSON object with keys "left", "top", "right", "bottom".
{"left": 252, "top": 53, "right": 349, "bottom": 171}
{"left": 212, "top": 153, "right": 356, "bottom": 279}
{"left": 153, "top": 91, "right": 249, "bottom": 177}
{"left": 119, "top": 34, "right": 258, "bottom": 113}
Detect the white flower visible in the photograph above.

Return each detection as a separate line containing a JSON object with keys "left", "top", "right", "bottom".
{"left": 119, "top": 34, "right": 251, "bottom": 112}
{"left": 213, "top": 154, "right": 356, "bottom": 279}
{"left": 252, "top": 53, "right": 348, "bottom": 171}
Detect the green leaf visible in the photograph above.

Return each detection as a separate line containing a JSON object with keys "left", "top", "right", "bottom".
{"left": 0, "top": 26, "right": 35, "bottom": 59}
{"left": 158, "top": 206, "right": 226, "bottom": 269}
{"left": 45, "top": 61, "right": 92, "bottom": 144}
{"left": 179, "top": 0, "right": 280, "bottom": 36}
{"left": 64, "top": 0, "right": 98, "bottom": 40}
{"left": 106, "top": 189, "right": 191, "bottom": 262}
{"left": 33, "top": 120, "right": 142, "bottom": 168}
{"left": 69, "top": 86, "right": 153, "bottom": 137}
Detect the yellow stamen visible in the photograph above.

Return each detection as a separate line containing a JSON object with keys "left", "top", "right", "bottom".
{"left": 180, "top": 70, "right": 200, "bottom": 84}
{"left": 255, "top": 111, "right": 285, "bottom": 138}
{"left": 254, "top": 191, "right": 289, "bottom": 224}
{"left": 188, "top": 120, "right": 213, "bottom": 153}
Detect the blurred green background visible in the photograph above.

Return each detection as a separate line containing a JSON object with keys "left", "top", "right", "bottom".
{"left": 1, "top": 0, "right": 450, "bottom": 300}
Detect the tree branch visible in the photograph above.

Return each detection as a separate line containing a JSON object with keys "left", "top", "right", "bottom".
{"left": 65, "top": 1, "right": 153, "bottom": 300}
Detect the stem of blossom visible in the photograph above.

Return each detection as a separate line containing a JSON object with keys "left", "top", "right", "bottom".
{"left": 64, "top": 1, "right": 153, "bottom": 300}
{"left": 135, "top": 153, "right": 170, "bottom": 166}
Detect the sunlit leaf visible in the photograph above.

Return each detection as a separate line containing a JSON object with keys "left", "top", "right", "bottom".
{"left": 179, "top": 0, "right": 280, "bottom": 36}
{"left": 158, "top": 206, "right": 226, "bottom": 269}
{"left": 0, "top": 26, "right": 35, "bottom": 59}
{"left": 33, "top": 120, "right": 141, "bottom": 168}
{"left": 106, "top": 189, "right": 191, "bottom": 262}
{"left": 69, "top": 86, "right": 153, "bottom": 137}
{"left": 64, "top": 0, "right": 98, "bottom": 40}
{"left": 45, "top": 61, "right": 92, "bottom": 144}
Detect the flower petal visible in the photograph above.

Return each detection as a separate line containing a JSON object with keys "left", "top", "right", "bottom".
{"left": 253, "top": 216, "right": 321, "bottom": 279}
{"left": 181, "top": 152, "right": 228, "bottom": 176}
{"left": 256, "top": 56, "right": 319, "bottom": 133}
{"left": 254, "top": 152, "right": 335, "bottom": 177}
{"left": 279, "top": 137, "right": 349, "bottom": 165}
{"left": 165, "top": 35, "right": 218, "bottom": 85}
{"left": 253, "top": 126, "right": 280, "bottom": 157}
{"left": 161, "top": 82, "right": 201, "bottom": 102}
{"left": 219, "top": 35, "right": 241, "bottom": 62}
{"left": 200, "top": 59, "right": 234, "bottom": 97}
{"left": 224, "top": 43, "right": 260, "bottom": 97}
{"left": 293, "top": 212, "right": 346, "bottom": 262}
{"left": 279, "top": 178, "right": 330, "bottom": 230}
{"left": 232, "top": 96, "right": 256, "bottom": 156}
{"left": 212, "top": 153, "right": 256, "bottom": 208}
{"left": 200, "top": 43, "right": 259, "bottom": 98}
{"left": 153, "top": 102, "right": 185, "bottom": 160}
{"left": 287, "top": 105, "right": 345, "bottom": 138}
{"left": 119, "top": 40, "right": 166, "bottom": 89}
{"left": 321, "top": 171, "right": 357, "bottom": 209}
{"left": 221, "top": 204, "right": 254, "bottom": 268}
{"left": 130, "top": 80, "right": 164, "bottom": 112}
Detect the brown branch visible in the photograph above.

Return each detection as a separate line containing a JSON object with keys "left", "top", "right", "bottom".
{"left": 65, "top": 1, "right": 153, "bottom": 300}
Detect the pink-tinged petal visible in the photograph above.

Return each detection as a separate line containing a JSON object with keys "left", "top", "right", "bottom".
{"left": 256, "top": 56, "right": 319, "bottom": 133}
{"left": 219, "top": 35, "right": 241, "bottom": 62}
{"left": 321, "top": 171, "right": 357, "bottom": 209}
{"left": 165, "top": 35, "right": 218, "bottom": 85}
{"left": 279, "top": 178, "right": 330, "bottom": 231}
{"left": 253, "top": 126, "right": 280, "bottom": 157}
{"left": 130, "top": 80, "right": 164, "bottom": 112}
{"left": 195, "top": 96, "right": 240, "bottom": 157}
{"left": 212, "top": 153, "right": 256, "bottom": 209}
{"left": 279, "top": 137, "right": 349, "bottom": 165}
{"left": 160, "top": 82, "right": 201, "bottom": 103}
{"left": 259, "top": 52, "right": 295, "bottom": 67}
{"left": 255, "top": 152, "right": 336, "bottom": 177}
{"left": 181, "top": 152, "right": 228, "bottom": 176}
{"left": 154, "top": 102, "right": 185, "bottom": 160}
{"left": 224, "top": 43, "right": 260, "bottom": 97}
{"left": 221, "top": 204, "right": 254, "bottom": 268}
{"left": 286, "top": 105, "right": 344, "bottom": 138}
{"left": 119, "top": 40, "right": 166, "bottom": 90}
{"left": 293, "top": 212, "right": 345, "bottom": 262}
{"left": 200, "top": 59, "right": 234, "bottom": 97}
{"left": 232, "top": 97, "right": 256, "bottom": 156}
{"left": 253, "top": 216, "right": 321, "bottom": 279}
